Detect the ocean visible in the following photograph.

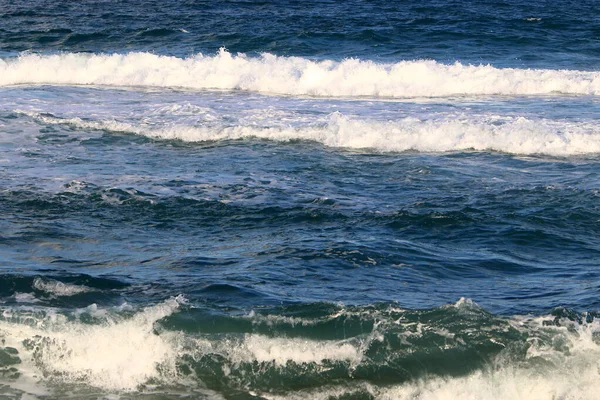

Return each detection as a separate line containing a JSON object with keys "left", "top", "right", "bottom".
{"left": 1, "top": 0, "right": 599, "bottom": 398}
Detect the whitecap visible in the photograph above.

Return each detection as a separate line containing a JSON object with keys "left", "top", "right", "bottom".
{"left": 19, "top": 110, "right": 600, "bottom": 156}
{"left": 32, "top": 277, "right": 92, "bottom": 297}
{"left": 2, "top": 50, "right": 600, "bottom": 97}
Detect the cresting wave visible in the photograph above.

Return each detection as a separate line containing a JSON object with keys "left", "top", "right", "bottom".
{"left": 3, "top": 49, "right": 600, "bottom": 97}
{"left": 0, "top": 296, "right": 187, "bottom": 391}
{"left": 1, "top": 298, "right": 600, "bottom": 399}
{"left": 21, "top": 110, "right": 600, "bottom": 155}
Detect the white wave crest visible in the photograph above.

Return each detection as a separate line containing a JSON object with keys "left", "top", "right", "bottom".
{"left": 33, "top": 277, "right": 92, "bottom": 297}
{"left": 2, "top": 49, "right": 600, "bottom": 97}
{"left": 13, "top": 292, "right": 40, "bottom": 303}
{"left": 220, "top": 334, "right": 361, "bottom": 366}
{"left": 0, "top": 296, "right": 186, "bottom": 392}
{"left": 1, "top": 301, "right": 599, "bottom": 399}
{"left": 0, "top": 297, "right": 358, "bottom": 394}
{"left": 21, "top": 110, "right": 600, "bottom": 156}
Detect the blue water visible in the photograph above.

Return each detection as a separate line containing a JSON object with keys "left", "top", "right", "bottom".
{"left": 1, "top": 1, "right": 599, "bottom": 399}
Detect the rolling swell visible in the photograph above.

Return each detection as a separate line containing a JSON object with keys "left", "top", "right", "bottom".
{"left": 1, "top": 177, "right": 598, "bottom": 312}
{"left": 2, "top": 183, "right": 597, "bottom": 244}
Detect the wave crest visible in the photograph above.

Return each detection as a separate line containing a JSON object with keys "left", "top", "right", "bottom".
{"left": 20, "top": 110, "right": 600, "bottom": 156}
{"left": 3, "top": 49, "right": 600, "bottom": 97}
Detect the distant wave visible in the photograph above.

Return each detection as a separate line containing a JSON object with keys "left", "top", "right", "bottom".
{"left": 2, "top": 49, "right": 600, "bottom": 97}
{"left": 20, "top": 110, "right": 600, "bottom": 156}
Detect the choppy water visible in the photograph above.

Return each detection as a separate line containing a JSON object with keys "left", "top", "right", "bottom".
{"left": 1, "top": 1, "right": 600, "bottom": 399}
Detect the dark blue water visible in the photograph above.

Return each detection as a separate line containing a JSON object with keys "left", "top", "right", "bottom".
{"left": 2, "top": 0, "right": 600, "bottom": 69}
{"left": 1, "top": 1, "right": 599, "bottom": 398}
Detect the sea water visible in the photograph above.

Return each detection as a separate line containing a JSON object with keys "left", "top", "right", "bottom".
{"left": 1, "top": 1, "right": 599, "bottom": 399}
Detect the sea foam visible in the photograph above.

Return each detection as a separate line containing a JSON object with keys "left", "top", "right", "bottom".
{"left": 0, "top": 296, "right": 186, "bottom": 392}
{"left": 0, "top": 298, "right": 360, "bottom": 393}
{"left": 20, "top": 110, "right": 600, "bottom": 156}
{"left": 2, "top": 50, "right": 600, "bottom": 97}
{"left": 32, "top": 277, "right": 92, "bottom": 297}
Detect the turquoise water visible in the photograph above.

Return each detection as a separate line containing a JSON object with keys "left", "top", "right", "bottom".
{"left": 1, "top": 1, "right": 600, "bottom": 398}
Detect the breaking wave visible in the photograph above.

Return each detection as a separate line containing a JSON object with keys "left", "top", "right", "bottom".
{"left": 3, "top": 49, "right": 600, "bottom": 97}
{"left": 20, "top": 110, "right": 600, "bottom": 156}
{"left": 0, "top": 298, "right": 599, "bottom": 399}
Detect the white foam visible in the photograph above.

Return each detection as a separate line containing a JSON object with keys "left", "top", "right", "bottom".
{"left": 453, "top": 297, "right": 481, "bottom": 310}
{"left": 13, "top": 293, "right": 40, "bottom": 303}
{"left": 264, "top": 361, "right": 600, "bottom": 400}
{"left": 182, "top": 333, "right": 362, "bottom": 372}
{"left": 0, "top": 298, "right": 361, "bottom": 395}
{"left": 32, "top": 277, "right": 92, "bottom": 297}
{"left": 0, "top": 296, "right": 186, "bottom": 392}
{"left": 231, "top": 335, "right": 361, "bottom": 366}
{"left": 1, "top": 299, "right": 599, "bottom": 399}
{"left": 2, "top": 50, "right": 600, "bottom": 97}
{"left": 20, "top": 110, "right": 600, "bottom": 156}
{"left": 374, "top": 365, "right": 600, "bottom": 400}
{"left": 291, "top": 362, "right": 600, "bottom": 400}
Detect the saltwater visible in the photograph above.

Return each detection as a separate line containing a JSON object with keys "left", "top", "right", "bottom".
{"left": 1, "top": 0, "right": 599, "bottom": 399}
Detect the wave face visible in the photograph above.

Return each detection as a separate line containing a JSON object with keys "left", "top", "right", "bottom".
{"left": 1, "top": 295, "right": 600, "bottom": 399}
{"left": 3, "top": 50, "right": 600, "bottom": 97}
